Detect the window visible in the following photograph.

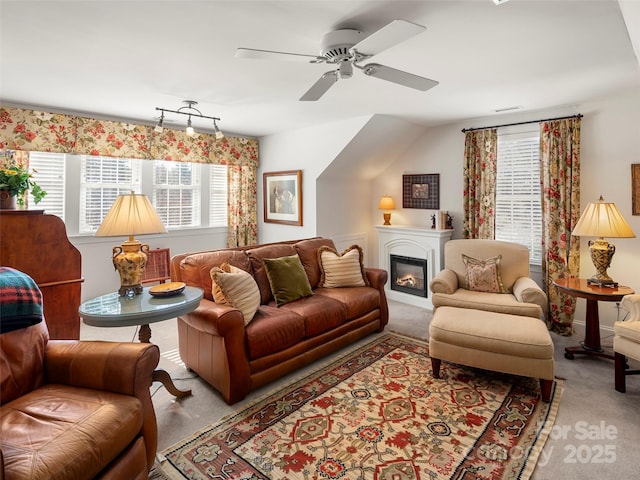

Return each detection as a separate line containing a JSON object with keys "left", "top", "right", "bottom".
{"left": 153, "top": 161, "right": 201, "bottom": 228}
{"left": 24, "top": 152, "right": 227, "bottom": 236}
{"left": 28, "top": 152, "right": 66, "bottom": 220}
{"left": 80, "top": 156, "right": 142, "bottom": 234}
{"left": 495, "top": 129, "right": 543, "bottom": 265}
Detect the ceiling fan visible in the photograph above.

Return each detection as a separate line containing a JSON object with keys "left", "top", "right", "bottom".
{"left": 235, "top": 19, "right": 439, "bottom": 101}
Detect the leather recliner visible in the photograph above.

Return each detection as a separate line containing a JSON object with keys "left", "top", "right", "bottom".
{"left": 0, "top": 267, "right": 160, "bottom": 480}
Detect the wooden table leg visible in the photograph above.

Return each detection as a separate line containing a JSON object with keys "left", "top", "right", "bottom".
{"left": 564, "top": 298, "right": 614, "bottom": 360}
{"left": 152, "top": 369, "right": 192, "bottom": 398}
{"left": 139, "top": 324, "right": 192, "bottom": 397}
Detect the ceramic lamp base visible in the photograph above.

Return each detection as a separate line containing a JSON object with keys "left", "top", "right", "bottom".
{"left": 383, "top": 212, "right": 391, "bottom": 225}
{"left": 587, "top": 238, "right": 616, "bottom": 287}
{"left": 112, "top": 239, "right": 150, "bottom": 296}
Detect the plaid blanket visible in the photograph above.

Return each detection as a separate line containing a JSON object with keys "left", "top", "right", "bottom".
{"left": 0, "top": 266, "right": 43, "bottom": 334}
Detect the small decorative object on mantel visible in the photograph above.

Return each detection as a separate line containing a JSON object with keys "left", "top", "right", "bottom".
{"left": 0, "top": 150, "right": 47, "bottom": 209}
{"left": 431, "top": 211, "right": 453, "bottom": 230}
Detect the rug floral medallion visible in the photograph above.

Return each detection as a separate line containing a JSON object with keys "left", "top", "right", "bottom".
{"left": 160, "top": 333, "right": 562, "bottom": 480}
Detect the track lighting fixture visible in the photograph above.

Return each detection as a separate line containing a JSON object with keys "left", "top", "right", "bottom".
{"left": 155, "top": 100, "right": 223, "bottom": 139}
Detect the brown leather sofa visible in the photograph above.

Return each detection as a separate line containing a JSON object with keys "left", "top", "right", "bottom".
{"left": 171, "top": 237, "right": 389, "bottom": 404}
{"left": 0, "top": 318, "right": 160, "bottom": 480}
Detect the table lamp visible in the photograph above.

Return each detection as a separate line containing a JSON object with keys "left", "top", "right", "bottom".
{"left": 571, "top": 195, "right": 636, "bottom": 287}
{"left": 96, "top": 191, "right": 167, "bottom": 296}
{"left": 379, "top": 195, "right": 396, "bottom": 225}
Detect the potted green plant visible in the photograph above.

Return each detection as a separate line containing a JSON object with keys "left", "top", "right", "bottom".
{"left": 0, "top": 161, "right": 47, "bottom": 208}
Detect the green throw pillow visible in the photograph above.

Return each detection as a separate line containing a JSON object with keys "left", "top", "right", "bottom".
{"left": 263, "top": 254, "right": 314, "bottom": 307}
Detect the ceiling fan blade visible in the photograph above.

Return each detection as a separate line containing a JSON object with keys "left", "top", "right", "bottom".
{"left": 362, "top": 63, "right": 439, "bottom": 91}
{"left": 351, "top": 19, "right": 425, "bottom": 57}
{"left": 299, "top": 71, "right": 339, "bottom": 101}
{"left": 235, "top": 47, "right": 323, "bottom": 63}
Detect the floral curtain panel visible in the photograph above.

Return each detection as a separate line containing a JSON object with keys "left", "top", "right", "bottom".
{"left": 540, "top": 117, "right": 581, "bottom": 335}
{"left": 227, "top": 165, "right": 258, "bottom": 247}
{"left": 0, "top": 106, "right": 259, "bottom": 167}
{"left": 463, "top": 128, "right": 497, "bottom": 239}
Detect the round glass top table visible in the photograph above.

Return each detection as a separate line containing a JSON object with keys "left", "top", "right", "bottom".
{"left": 80, "top": 286, "right": 203, "bottom": 397}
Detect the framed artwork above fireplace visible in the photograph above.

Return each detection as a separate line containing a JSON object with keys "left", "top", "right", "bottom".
{"left": 402, "top": 174, "right": 439, "bottom": 209}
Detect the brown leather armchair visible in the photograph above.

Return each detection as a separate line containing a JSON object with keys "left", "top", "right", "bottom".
{"left": 0, "top": 272, "right": 160, "bottom": 480}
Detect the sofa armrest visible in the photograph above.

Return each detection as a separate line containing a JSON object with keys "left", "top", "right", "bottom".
{"left": 179, "top": 298, "right": 246, "bottom": 337}
{"left": 513, "top": 277, "right": 548, "bottom": 313}
{"left": 365, "top": 267, "right": 388, "bottom": 290}
{"left": 430, "top": 269, "right": 458, "bottom": 295}
{"left": 365, "top": 268, "right": 389, "bottom": 330}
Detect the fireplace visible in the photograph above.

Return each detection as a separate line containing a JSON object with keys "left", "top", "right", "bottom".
{"left": 390, "top": 254, "right": 428, "bottom": 298}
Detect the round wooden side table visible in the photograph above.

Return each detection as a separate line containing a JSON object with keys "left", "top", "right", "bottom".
{"left": 553, "top": 277, "right": 634, "bottom": 360}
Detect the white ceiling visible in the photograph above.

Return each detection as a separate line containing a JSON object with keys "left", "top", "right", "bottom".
{"left": 1, "top": 0, "right": 638, "bottom": 138}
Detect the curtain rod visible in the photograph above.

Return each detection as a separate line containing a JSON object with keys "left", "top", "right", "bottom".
{"left": 461, "top": 113, "right": 583, "bottom": 133}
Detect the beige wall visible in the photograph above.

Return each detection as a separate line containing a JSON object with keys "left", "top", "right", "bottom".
{"left": 371, "top": 86, "right": 640, "bottom": 330}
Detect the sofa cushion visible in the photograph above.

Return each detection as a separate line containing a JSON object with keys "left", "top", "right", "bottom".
{"left": 276, "top": 294, "right": 347, "bottom": 337}
{"left": 462, "top": 254, "right": 506, "bottom": 293}
{"left": 247, "top": 244, "right": 297, "bottom": 304}
{"left": 295, "top": 237, "right": 336, "bottom": 289}
{"left": 263, "top": 254, "right": 314, "bottom": 306}
{"left": 210, "top": 264, "right": 260, "bottom": 325}
{"left": 246, "top": 306, "right": 305, "bottom": 360}
{"left": 314, "top": 286, "right": 381, "bottom": 321}
{"left": 180, "top": 250, "right": 252, "bottom": 301}
{"left": 0, "top": 384, "right": 143, "bottom": 480}
{"left": 318, "top": 245, "right": 369, "bottom": 288}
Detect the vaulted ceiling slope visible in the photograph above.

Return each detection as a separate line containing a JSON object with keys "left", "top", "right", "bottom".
{"left": 1, "top": 1, "right": 638, "bottom": 138}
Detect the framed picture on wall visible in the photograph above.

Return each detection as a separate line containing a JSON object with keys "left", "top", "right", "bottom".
{"left": 263, "top": 170, "right": 303, "bottom": 225}
{"left": 402, "top": 174, "right": 439, "bottom": 209}
{"left": 633, "top": 164, "right": 640, "bottom": 215}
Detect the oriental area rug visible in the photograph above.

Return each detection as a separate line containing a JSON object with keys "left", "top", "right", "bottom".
{"left": 158, "top": 333, "right": 562, "bottom": 480}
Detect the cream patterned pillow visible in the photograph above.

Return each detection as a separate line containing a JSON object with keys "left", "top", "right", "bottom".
{"left": 462, "top": 254, "right": 506, "bottom": 293}
{"left": 210, "top": 263, "right": 261, "bottom": 325}
{"left": 318, "top": 245, "right": 369, "bottom": 288}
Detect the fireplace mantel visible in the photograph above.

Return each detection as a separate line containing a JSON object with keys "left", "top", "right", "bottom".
{"left": 375, "top": 225, "right": 453, "bottom": 309}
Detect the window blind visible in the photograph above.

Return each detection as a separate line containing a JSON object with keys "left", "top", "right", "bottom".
{"left": 28, "top": 152, "right": 65, "bottom": 220}
{"left": 209, "top": 165, "right": 228, "bottom": 227}
{"left": 80, "top": 156, "right": 142, "bottom": 233}
{"left": 495, "top": 134, "right": 543, "bottom": 265}
{"left": 152, "top": 161, "right": 201, "bottom": 228}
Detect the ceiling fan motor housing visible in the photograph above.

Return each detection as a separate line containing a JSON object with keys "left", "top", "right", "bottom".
{"left": 320, "top": 29, "right": 365, "bottom": 63}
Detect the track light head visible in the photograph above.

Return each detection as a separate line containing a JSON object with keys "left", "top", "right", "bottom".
{"left": 154, "top": 113, "right": 164, "bottom": 133}
{"left": 185, "top": 116, "right": 195, "bottom": 137}
{"left": 214, "top": 119, "right": 224, "bottom": 140}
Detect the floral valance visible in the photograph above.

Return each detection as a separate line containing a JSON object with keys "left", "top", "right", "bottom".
{"left": 0, "top": 106, "right": 258, "bottom": 167}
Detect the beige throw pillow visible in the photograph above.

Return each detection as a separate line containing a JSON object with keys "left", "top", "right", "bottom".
{"left": 462, "top": 254, "right": 506, "bottom": 293}
{"left": 318, "top": 245, "right": 369, "bottom": 288}
{"left": 210, "top": 263, "right": 261, "bottom": 325}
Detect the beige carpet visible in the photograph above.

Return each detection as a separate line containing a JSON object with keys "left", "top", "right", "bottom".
{"left": 81, "top": 300, "right": 640, "bottom": 480}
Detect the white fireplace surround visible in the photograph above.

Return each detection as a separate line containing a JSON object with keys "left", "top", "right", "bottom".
{"left": 375, "top": 225, "right": 453, "bottom": 309}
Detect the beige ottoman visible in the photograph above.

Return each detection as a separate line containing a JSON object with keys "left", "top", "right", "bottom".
{"left": 429, "top": 306, "right": 555, "bottom": 402}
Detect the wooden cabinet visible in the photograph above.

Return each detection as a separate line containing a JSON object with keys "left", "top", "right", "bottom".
{"left": 0, "top": 210, "right": 83, "bottom": 339}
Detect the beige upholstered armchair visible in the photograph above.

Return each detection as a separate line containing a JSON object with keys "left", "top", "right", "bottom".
{"left": 614, "top": 294, "right": 640, "bottom": 393}
{"left": 430, "top": 239, "right": 548, "bottom": 319}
